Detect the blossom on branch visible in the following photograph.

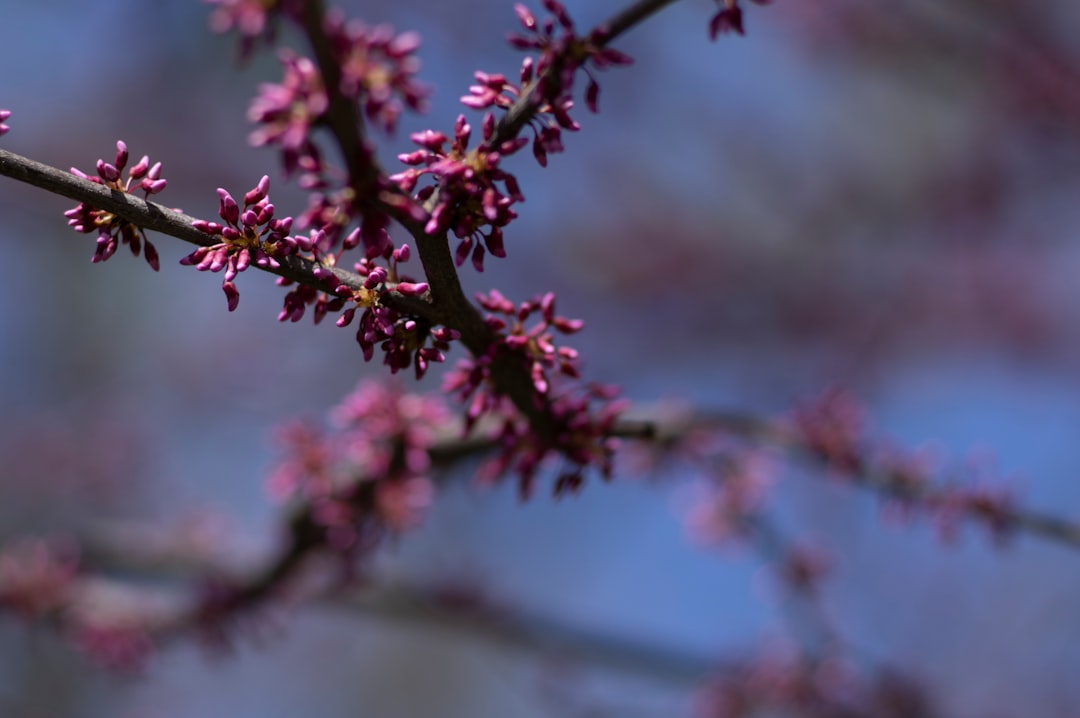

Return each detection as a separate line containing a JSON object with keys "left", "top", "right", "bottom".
{"left": 443, "top": 290, "right": 624, "bottom": 497}
{"left": 390, "top": 2, "right": 634, "bottom": 271}
{"left": 205, "top": 0, "right": 304, "bottom": 60}
{"left": 684, "top": 446, "right": 777, "bottom": 547}
{"left": 183, "top": 175, "right": 296, "bottom": 311}
{"left": 696, "top": 644, "right": 932, "bottom": 718}
{"left": 708, "top": 0, "right": 773, "bottom": 39}
{"left": 322, "top": 13, "right": 430, "bottom": 134}
{"left": 333, "top": 255, "right": 447, "bottom": 379}
{"left": 471, "top": 381, "right": 625, "bottom": 499}
{"left": 269, "top": 381, "right": 452, "bottom": 546}
{"left": 507, "top": 0, "right": 633, "bottom": 113}
{"left": 791, "top": 388, "right": 1020, "bottom": 544}
{"left": 460, "top": 62, "right": 578, "bottom": 168}
{"left": 65, "top": 140, "right": 167, "bottom": 271}
{"left": 273, "top": 230, "right": 446, "bottom": 377}
{"left": 485, "top": 1, "right": 635, "bottom": 166}
{"left": 0, "top": 109, "right": 10, "bottom": 136}
{"left": 248, "top": 50, "right": 328, "bottom": 180}
{"left": 394, "top": 116, "right": 522, "bottom": 270}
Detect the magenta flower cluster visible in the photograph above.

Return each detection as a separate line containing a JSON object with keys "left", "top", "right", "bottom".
{"left": 708, "top": 0, "right": 773, "bottom": 39}
{"left": 183, "top": 175, "right": 298, "bottom": 311}
{"left": 332, "top": 248, "right": 448, "bottom": 379}
{"left": 472, "top": 380, "right": 626, "bottom": 499}
{"left": 391, "top": 1, "right": 632, "bottom": 274}
{"left": 445, "top": 290, "right": 585, "bottom": 425}
{"left": 248, "top": 50, "right": 328, "bottom": 181}
{"left": 443, "top": 290, "right": 625, "bottom": 496}
{"left": 268, "top": 381, "right": 452, "bottom": 547}
{"left": 65, "top": 140, "right": 168, "bottom": 271}
{"left": 245, "top": 16, "right": 427, "bottom": 207}
{"left": 684, "top": 446, "right": 777, "bottom": 547}
{"left": 0, "top": 538, "right": 153, "bottom": 671}
{"left": 697, "top": 645, "right": 929, "bottom": 718}
{"left": 244, "top": 13, "right": 431, "bottom": 294}
{"left": 322, "top": 12, "right": 430, "bottom": 134}
{"left": 506, "top": 1, "right": 634, "bottom": 116}
{"left": 275, "top": 239, "right": 443, "bottom": 378}
{"left": 790, "top": 388, "right": 1017, "bottom": 542}
{"left": 0, "top": 109, "right": 11, "bottom": 136}
{"left": 394, "top": 116, "right": 520, "bottom": 271}
{"left": 205, "top": 0, "right": 304, "bottom": 59}
{"left": 477, "top": 289, "right": 585, "bottom": 394}
{"left": 460, "top": 64, "right": 572, "bottom": 168}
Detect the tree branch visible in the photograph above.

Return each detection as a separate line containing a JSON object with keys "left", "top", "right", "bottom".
{"left": 0, "top": 147, "right": 435, "bottom": 318}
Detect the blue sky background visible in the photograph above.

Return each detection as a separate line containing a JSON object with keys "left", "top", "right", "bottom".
{"left": 3, "top": 1, "right": 1080, "bottom": 716}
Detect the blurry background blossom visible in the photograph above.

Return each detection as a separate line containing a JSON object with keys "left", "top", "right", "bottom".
{"left": 3, "top": 0, "right": 1080, "bottom": 716}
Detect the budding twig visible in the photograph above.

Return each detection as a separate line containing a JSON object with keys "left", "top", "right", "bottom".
{"left": 0, "top": 147, "right": 434, "bottom": 318}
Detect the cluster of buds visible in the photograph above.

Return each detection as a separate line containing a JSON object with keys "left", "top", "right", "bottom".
{"left": 791, "top": 388, "right": 1017, "bottom": 543}
{"left": 205, "top": 0, "right": 305, "bottom": 59}
{"left": 478, "top": 289, "right": 584, "bottom": 393}
{"left": 333, "top": 247, "right": 450, "bottom": 379}
{"left": 275, "top": 237, "right": 446, "bottom": 378}
{"left": 322, "top": 13, "right": 430, "bottom": 134}
{"left": 790, "top": 387, "right": 866, "bottom": 474}
{"left": 696, "top": 646, "right": 930, "bottom": 718}
{"left": 471, "top": 381, "right": 626, "bottom": 499}
{"left": 0, "top": 539, "right": 155, "bottom": 671}
{"left": 65, "top": 141, "right": 168, "bottom": 270}
{"left": 443, "top": 290, "right": 625, "bottom": 496}
{"left": 244, "top": 15, "right": 431, "bottom": 280}
{"left": 391, "top": 1, "right": 634, "bottom": 274}
{"left": 460, "top": 66, "right": 573, "bottom": 168}
{"left": 708, "top": 0, "right": 774, "bottom": 39}
{"left": 683, "top": 444, "right": 778, "bottom": 547}
{"left": 248, "top": 50, "right": 328, "bottom": 181}
{"left": 183, "top": 175, "right": 297, "bottom": 311}
{"left": 394, "top": 116, "right": 521, "bottom": 271}
{"left": 268, "top": 382, "right": 452, "bottom": 548}
{"left": 445, "top": 290, "right": 585, "bottom": 425}
{"left": 506, "top": 1, "right": 634, "bottom": 115}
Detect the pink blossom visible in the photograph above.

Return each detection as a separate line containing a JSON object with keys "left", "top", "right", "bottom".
{"left": 65, "top": 140, "right": 167, "bottom": 271}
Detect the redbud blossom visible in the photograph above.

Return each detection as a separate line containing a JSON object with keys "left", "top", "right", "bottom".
{"left": 322, "top": 14, "right": 430, "bottom": 134}
{"left": 506, "top": 1, "right": 633, "bottom": 115}
{"left": 443, "top": 290, "right": 623, "bottom": 496}
{"left": 65, "top": 141, "right": 167, "bottom": 271}
{"left": 708, "top": 0, "right": 772, "bottom": 39}
{"left": 183, "top": 176, "right": 296, "bottom": 311}
{"left": 248, "top": 51, "right": 328, "bottom": 179}
{"left": 269, "top": 382, "right": 452, "bottom": 541}
{"left": 393, "top": 115, "right": 522, "bottom": 270}
{"left": 204, "top": 0, "right": 304, "bottom": 59}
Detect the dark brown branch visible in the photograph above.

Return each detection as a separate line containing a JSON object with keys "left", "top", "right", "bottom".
{"left": 432, "top": 407, "right": 1080, "bottom": 551}
{"left": 0, "top": 147, "right": 434, "bottom": 317}
{"left": 295, "top": 0, "right": 556, "bottom": 438}
{"left": 220, "top": 403, "right": 1080, "bottom": 626}
{"left": 685, "top": 410, "right": 1080, "bottom": 550}
{"left": 65, "top": 518, "right": 721, "bottom": 682}
{"left": 295, "top": 0, "right": 685, "bottom": 442}
{"left": 491, "top": 0, "right": 682, "bottom": 147}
